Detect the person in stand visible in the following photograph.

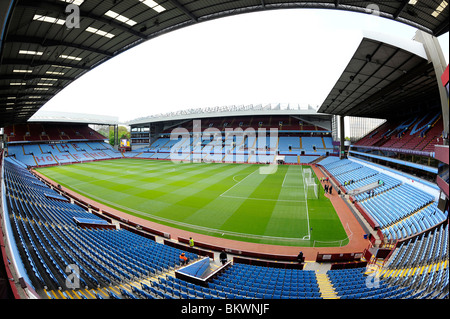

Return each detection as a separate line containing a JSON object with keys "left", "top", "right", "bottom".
{"left": 297, "top": 251, "right": 304, "bottom": 264}
{"left": 219, "top": 251, "right": 228, "bottom": 265}
{"left": 179, "top": 252, "right": 189, "bottom": 265}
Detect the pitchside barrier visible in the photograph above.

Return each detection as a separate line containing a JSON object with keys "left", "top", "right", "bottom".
{"left": 178, "top": 237, "right": 303, "bottom": 263}
{"left": 233, "top": 256, "right": 304, "bottom": 269}
{"left": 316, "top": 252, "right": 364, "bottom": 263}
{"left": 329, "top": 261, "right": 368, "bottom": 270}
{"left": 164, "top": 239, "right": 214, "bottom": 259}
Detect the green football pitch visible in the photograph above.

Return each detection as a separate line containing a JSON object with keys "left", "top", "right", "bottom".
{"left": 36, "top": 159, "right": 349, "bottom": 247}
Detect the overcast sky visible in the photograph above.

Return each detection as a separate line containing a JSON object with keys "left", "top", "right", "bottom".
{"left": 34, "top": 9, "right": 449, "bottom": 123}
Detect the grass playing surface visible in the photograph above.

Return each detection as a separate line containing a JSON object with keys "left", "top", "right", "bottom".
{"left": 37, "top": 159, "right": 349, "bottom": 247}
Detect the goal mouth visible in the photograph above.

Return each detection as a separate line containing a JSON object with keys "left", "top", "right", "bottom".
{"left": 303, "top": 167, "right": 319, "bottom": 199}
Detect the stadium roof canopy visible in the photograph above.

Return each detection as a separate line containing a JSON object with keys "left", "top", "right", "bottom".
{"left": 318, "top": 30, "right": 444, "bottom": 119}
{"left": 1, "top": 0, "right": 449, "bottom": 128}
{"left": 127, "top": 103, "right": 330, "bottom": 125}
{"left": 28, "top": 110, "right": 119, "bottom": 125}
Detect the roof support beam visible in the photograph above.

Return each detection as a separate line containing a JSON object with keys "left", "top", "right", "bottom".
{"left": 1, "top": 58, "right": 89, "bottom": 70}
{"left": 393, "top": 0, "right": 410, "bottom": 19}
{"left": 0, "top": 92, "right": 53, "bottom": 99}
{"left": 0, "top": 74, "right": 74, "bottom": 82}
{"left": 349, "top": 61, "right": 431, "bottom": 116}
{"left": 434, "top": 18, "right": 449, "bottom": 37}
{"left": 0, "top": 84, "right": 64, "bottom": 91}
{"left": 0, "top": 0, "right": 15, "bottom": 54}
{"left": 168, "top": 0, "right": 197, "bottom": 22}
{"left": 5, "top": 35, "right": 114, "bottom": 57}
{"left": 413, "top": 30, "right": 449, "bottom": 142}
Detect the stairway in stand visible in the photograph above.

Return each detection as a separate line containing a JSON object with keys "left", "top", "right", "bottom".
{"left": 316, "top": 273, "right": 339, "bottom": 299}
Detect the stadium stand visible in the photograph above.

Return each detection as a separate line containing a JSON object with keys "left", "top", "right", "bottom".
{"left": 354, "top": 111, "right": 444, "bottom": 153}
{"left": 2, "top": 157, "right": 200, "bottom": 297}
{"left": 7, "top": 142, "right": 123, "bottom": 166}
{"left": 3, "top": 146, "right": 447, "bottom": 299}
{"left": 127, "top": 114, "right": 335, "bottom": 165}
{"left": 1, "top": 107, "right": 447, "bottom": 301}
{"left": 4, "top": 123, "right": 124, "bottom": 167}
{"left": 0, "top": 155, "right": 324, "bottom": 299}
{"left": 328, "top": 267, "right": 415, "bottom": 299}
{"left": 5, "top": 124, "right": 107, "bottom": 143}
{"left": 316, "top": 157, "right": 448, "bottom": 299}
{"left": 376, "top": 224, "right": 449, "bottom": 299}
{"left": 207, "top": 263, "right": 321, "bottom": 299}
{"left": 2, "top": 119, "right": 448, "bottom": 300}
{"left": 316, "top": 157, "right": 447, "bottom": 242}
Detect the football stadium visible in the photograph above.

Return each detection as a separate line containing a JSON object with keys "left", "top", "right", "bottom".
{"left": 0, "top": 0, "right": 449, "bottom": 308}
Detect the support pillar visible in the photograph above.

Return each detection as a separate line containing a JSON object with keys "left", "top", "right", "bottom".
{"left": 413, "top": 30, "right": 449, "bottom": 145}
{"left": 113, "top": 125, "right": 119, "bottom": 150}
{"left": 340, "top": 115, "right": 345, "bottom": 159}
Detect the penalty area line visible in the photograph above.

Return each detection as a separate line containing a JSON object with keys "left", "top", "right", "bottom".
{"left": 220, "top": 194, "right": 306, "bottom": 203}
{"left": 219, "top": 169, "right": 259, "bottom": 197}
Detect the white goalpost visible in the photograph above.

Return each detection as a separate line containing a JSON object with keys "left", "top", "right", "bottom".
{"left": 303, "top": 168, "right": 318, "bottom": 199}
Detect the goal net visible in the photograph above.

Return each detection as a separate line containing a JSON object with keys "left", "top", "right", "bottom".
{"left": 303, "top": 168, "right": 318, "bottom": 199}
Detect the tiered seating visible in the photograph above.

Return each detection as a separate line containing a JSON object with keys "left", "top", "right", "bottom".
{"left": 137, "top": 134, "right": 334, "bottom": 163}
{"left": 316, "top": 156, "right": 340, "bottom": 166}
{"left": 322, "top": 159, "right": 362, "bottom": 177}
{"left": 299, "top": 156, "right": 319, "bottom": 164}
{"left": 323, "top": 137, "right": 333, "bottom": 149}
{"left": 380, "top": 224, "right": 449, "bottom": 299}
{"left": 7, "top": 142, "right": 122, "bottom": 166}
{"left": 316, "top": 157, "right": 443, "bottom": 241}
{"left": 350, "top": 174, "right": 402, "bottom": 201}
{"left": 130, "top": 115, "right": 336, "bottom": 161}
{"left": 327, "top": 223, "right": 448, "bottom": 299}
{"left": 5, "top": 124, "right": 107, "bottom": 143}
{"left": 328, "top": 267, "right": 414, "bottom": 299}
{"left": 278, "top": 136, "right": 300, "bottom": 152}
{"left": 2, "top": 157, "right": 199, "bottom": 295}
{"left": 360, "top": 184, "right": 435, "bottom": 230}
{"left": 140, "top": 264, "right": 321, "bottom": 300}
{"left": 382, "top": 202, "right": 447, "bottom": 241}
{"left": 3, "top": 156, "right": 330, "bottom": 300}
{"left": 301, "top": 137, "right": 323, "bottom": 151}
{"left": 318, "top": 157, "right": 379, "bottom": 186}
{"left": 300, "top": 137, "right": 333, "bottom": 155}
{"left": 334, "top": 166, "right": 378, "bottom": 186}
{"left": 354, "top": 111, "right": 443, "bottom": 152}
{"left": 6, "top": 146, "right": 38, "bottom": 166}
{"left": 209, "top": 263, "right": 321, "bottom": 299}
